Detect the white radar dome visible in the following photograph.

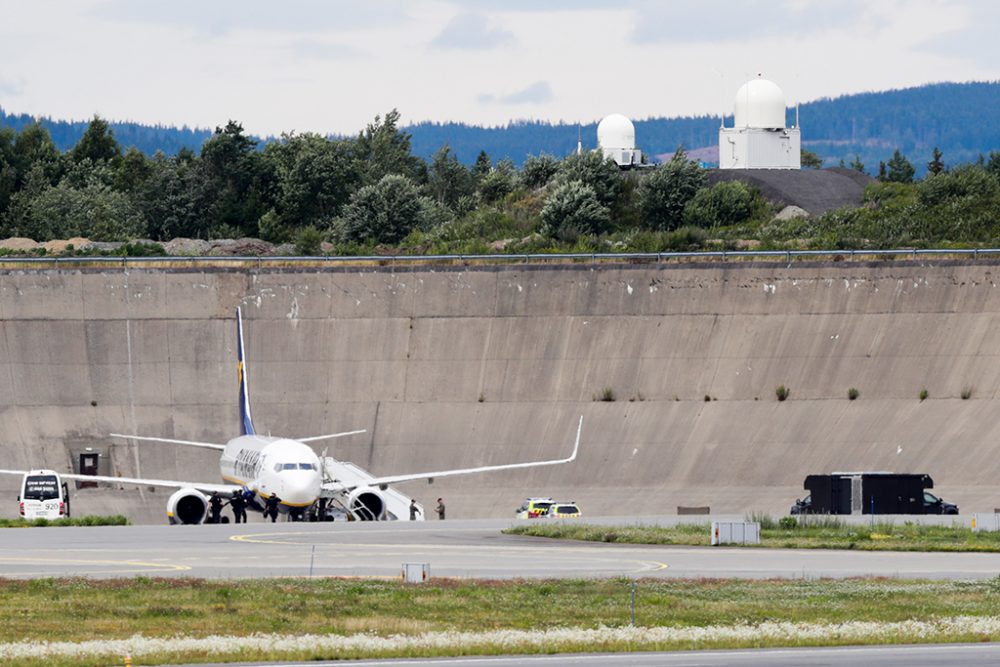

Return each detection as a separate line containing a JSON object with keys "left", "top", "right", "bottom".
{"left": 733, "top": 77, "right": 787, "bottom": 129}
{"left": 597, "top": 113, "right": 636, "bottom": 150}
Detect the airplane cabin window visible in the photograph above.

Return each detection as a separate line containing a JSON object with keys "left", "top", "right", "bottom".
{"left": 282, "top": 463, "right": 297, "bottom": 470}
{"left": 298, "top": 463, "right": 314, "bottom": 470}
{"left": 273, "top": 463, "right": 283, "bottom": 473}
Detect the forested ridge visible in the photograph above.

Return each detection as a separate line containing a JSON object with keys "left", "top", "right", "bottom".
{"left": 3, "top": 81, "right": 999, "bottom": 171}
{"left": 3, "top": 100, "right": 1000, "bottom": 258}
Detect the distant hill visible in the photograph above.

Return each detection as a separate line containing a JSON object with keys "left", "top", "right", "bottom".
{"left": 3, "top": 81, "right": 999, "bottom": 174}
{"left": 0, "top": 109, "right": 213, "bottom": 157}
{"left": 406, "top": 82, "right": 1000, "bottom": 175}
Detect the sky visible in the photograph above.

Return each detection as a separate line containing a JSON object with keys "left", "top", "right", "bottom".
{"left": 1, "top": 0, "right": 998, "bottom": 137}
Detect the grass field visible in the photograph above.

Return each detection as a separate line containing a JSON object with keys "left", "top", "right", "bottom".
{"left": 2, "top": 577, "right": 1000, "bottom": 666}
{"left": 503, "top": 519, "right": 1000, "bottom": 551}
{"left": 0, "top": 516, "right": 128, "bottom": 528}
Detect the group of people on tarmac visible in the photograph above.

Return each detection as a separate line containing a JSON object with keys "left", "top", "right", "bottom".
{"left": 207, "top": 490, "right": 288, "bottom": 523}
{"left": 208, "top": 491, "right": 445, "bottom": 523}
{"left": 206, "top": 490, "right": 250, "bottom": 524}
{"left": 410, "top": 497, "right": 446, "bottom": 521}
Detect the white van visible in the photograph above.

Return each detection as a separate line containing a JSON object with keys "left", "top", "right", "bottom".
{"left": 17, "top": 470, "right": 70, "bottom": 520}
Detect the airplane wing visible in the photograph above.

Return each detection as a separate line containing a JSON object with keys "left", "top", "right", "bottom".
{"left": 298, "top": 429, "right": 367, "bottom": 443}
{"left": 110, "top": 434, "right": 227, "bottom": 451}
{"left": 0, "top": 469, "right": 240, "bottom": 495}
{"left": 322, "top": 416, "right": 583, "bottom": 493}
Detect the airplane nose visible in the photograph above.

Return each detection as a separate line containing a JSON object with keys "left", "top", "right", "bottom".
{"left": 280, "top": 472, "right": 321, "bottom": 507}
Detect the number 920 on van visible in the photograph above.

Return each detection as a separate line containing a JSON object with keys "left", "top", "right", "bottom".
{"left": 17, "top": 470, "right": 70, "bottom": 520}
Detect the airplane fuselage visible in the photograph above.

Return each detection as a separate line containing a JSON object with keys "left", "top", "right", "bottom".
{"left": 220, "top": 436, "right": 322, "bottom": 509}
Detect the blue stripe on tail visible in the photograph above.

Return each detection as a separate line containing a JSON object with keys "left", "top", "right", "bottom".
{"left": 236, "top": 307, "right": 256, "bottom": 436}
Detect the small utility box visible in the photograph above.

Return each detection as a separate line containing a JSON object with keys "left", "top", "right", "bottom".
{"left": 711, "top": 521, "right": 761, "bottom": 546}
{"left": 402, "top": 562, "right": 430, "bottom": 583}
{"left": 972, "top": 514, "right": 1000, "bottom": 532}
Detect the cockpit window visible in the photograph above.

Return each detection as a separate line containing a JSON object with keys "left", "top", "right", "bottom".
{"left": 275, "top": 463, "right": 315, "bottom": 472}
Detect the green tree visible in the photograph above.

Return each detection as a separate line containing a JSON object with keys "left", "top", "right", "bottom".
{"left": 115, "top": 146, "right": 152, "bottom": 193}
{"left": 0, "top": 127, "right": 16, "bottom": 217}
{"left": 801, "top": 149, "right": 823, "bottom": 169}
{"left": 540, "top": 180, "right": 611, "bottom": 239}
{"left": 683, "top": 181, "right": 759, "bottom": 229}
{"left": 70, "top": 115, "right": 121, "bottom": 165}
{"left": 263, "top": 132, "right": 359, "bottom": 231}
{"left": 885, "top": 149, "right": 915, "bottom": 183}
{"left": 8, "top": 179, "right": 145, "bottom": 241}
{"left": 555, "top": 151, "right": 621, "bottom": 208}
{"left": 256, "top": 208, "right": 289, "bottom": 244}
{"left": 849, "top": 155, "right": 866, "bottom": 174}
{"left": 196, "top": 120, "right": 269, "bottom": 237}
{"left": 293, "top": 226, "right": 324, "bottom": 256}
{"left": 355, "top": 109, "right": 426, "bottom": 186}
{"left": 636, "top": 149, "right": 706, "bottom": 231}
{"left": 428, "top": 144, "right": 474, "bottom": 209}
{"left": 927, "top": 147, "right": 945, "bottom": 176}
{"left": 521, "top": 152, "right": 559, "bottom": 189}
{"left": 342, "top": 174, "right": 423, "bottom": 244}
{"left": 11, "top": 122, "right": 61, "bottom": 186}
{"left": 472, "top": 150, "right": 492, "bottom": 180}
{"left": 987, "top": 151, "right": 1000, "bottom": 180}
{"left": 0, "top": 164, "right": 52, "bottom": 238}
{"left": 134, "top": 152, "right": 201, "bottom": 241}
{"left": 478, "top": 159, "right": 517, "bottom": 203}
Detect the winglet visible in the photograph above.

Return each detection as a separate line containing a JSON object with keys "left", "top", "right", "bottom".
{"left": 568, "top": 415, "right": 583, "bottom": 462}
{"left": 236, "top": 307, "right": 255, "bottom": 436}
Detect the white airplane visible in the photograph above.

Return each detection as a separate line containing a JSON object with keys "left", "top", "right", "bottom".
{"left": 1, "top": 308, "right": 582, "bottom": 524}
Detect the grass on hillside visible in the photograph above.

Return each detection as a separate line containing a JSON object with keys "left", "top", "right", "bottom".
{"left": 3, "top": 576, "right": 1000, "bottom": 666}
{"left": 503, "top": 519, "right": 1000, "bottom": 552}
{"left": 0, "top": 516, "right": 128, "bottom": 528}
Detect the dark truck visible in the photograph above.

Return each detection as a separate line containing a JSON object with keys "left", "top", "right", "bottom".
{"left": 790, "top": 472, "right": 958, "bottom": 515}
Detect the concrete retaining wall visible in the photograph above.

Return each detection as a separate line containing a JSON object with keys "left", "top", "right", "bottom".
{"left": 2, "top": 259, "right": 1000, "bottom": 522}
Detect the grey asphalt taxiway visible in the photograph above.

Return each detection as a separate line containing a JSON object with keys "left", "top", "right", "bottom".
{"left": 1, "top": 516, "right": 1000, "bottom": 580}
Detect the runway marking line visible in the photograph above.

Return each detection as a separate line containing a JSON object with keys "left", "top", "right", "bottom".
{"left": 0, "top": 557, "right": 192, "bottom": 575}
{"left": 230, "top": 532, "right": 668, "bottom": 574}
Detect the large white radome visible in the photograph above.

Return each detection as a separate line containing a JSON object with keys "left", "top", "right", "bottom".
{"left": 734, "top": 77, "right": 787, "bottom": 129}
{"left": 597, "top": 113, "right": 636, "bottom": 150}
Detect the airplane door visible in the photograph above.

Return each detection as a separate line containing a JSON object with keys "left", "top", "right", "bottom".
{"left": 79, "top": 453, "right": 99, "bottom": 488}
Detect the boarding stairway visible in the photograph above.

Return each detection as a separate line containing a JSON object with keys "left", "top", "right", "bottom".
{"left": 319, "top": 457, "right": 424, "bottom": 521}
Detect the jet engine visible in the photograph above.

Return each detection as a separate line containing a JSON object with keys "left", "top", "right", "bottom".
{"left": 347, "top": 487, "right": 386, "bottom": 521}
{"left": 167, "top": 488, "right": 208, "bottom": 525}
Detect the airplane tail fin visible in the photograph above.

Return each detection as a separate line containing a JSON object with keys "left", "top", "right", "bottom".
{"left": 236, "top": 307, "right": 256, "bottom": 436}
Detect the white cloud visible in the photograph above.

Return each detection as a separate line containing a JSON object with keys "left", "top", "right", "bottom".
{"left": 88, "top": 0, "right": 410, "bottom": 35}
{"left": 430, "top": 13, "right": 514, "bottom": 50}
{"left": 479, "top": 81, "right": 553, "bottom": 105}
{"left": 630, "top": 0, "right": 875, "bottom": 43}
{"left": 286, "top": 39, "right": 361, "bottom": 61}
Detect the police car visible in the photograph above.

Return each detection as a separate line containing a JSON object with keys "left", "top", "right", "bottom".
{"left": 516, "top": 497, "right": 554, "bottom": 519}
{"left": 545, "top": 502, "right": 581, "bottom": 518}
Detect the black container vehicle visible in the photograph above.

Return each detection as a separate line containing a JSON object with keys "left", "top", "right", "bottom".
{"left": 790, "top": 472, "right": 958, "bottom": 515}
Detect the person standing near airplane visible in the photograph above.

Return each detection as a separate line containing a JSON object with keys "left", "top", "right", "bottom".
{"left": 265, "top": 494, "right": 281, "bottom": 522}
{"left": 209, "top": 492, "right": 223, "bottom": 524}
{"left": 436, "top": 498, "right": 446, "bottom": 520}
{"left": 409, "top": 499, "right": 420, "bottom": 520}
{"left": 230, "top": 491, "right": 246, "bottom": 524}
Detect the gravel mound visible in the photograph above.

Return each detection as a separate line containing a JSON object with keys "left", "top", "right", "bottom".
{"left": 708, "top": 168, "right": 870, "bottom": 215}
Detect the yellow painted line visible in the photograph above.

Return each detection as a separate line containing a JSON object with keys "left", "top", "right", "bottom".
{"left": 229, "top": 533, "right": 669, "bottom": 574}
{"left": 639, "top": 560, "right": 669, "bottom": 571}
{"left": 0, "top": 557, "right": 192, "bottom": 573}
